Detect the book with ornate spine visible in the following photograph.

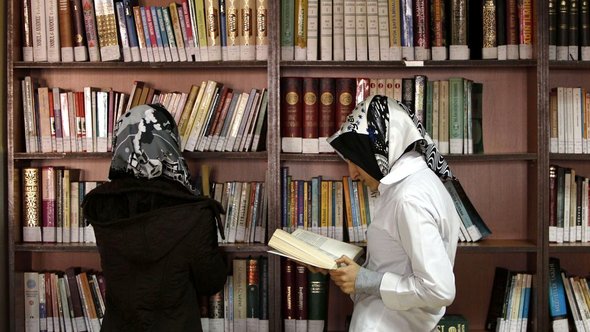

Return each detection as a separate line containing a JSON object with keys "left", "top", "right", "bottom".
{"left": 400, "top": 0, "right": 414, "bottom": 60}
{"left": 302, "top": 78, "right": 319, "bottom": 153}
{"left": 23, "top": 168, "right": 42, "bottom": 242}
{"left": 318, "top": 78, "right": 335, "bottom": 153}
{"left": 281, "top": 77, "right": 303, "bottom": 153}
{"left": 169, "top": 2, "right": 188, "bottom": 61}
{"left": 82, "top": 0, "right": 101, "bottom": 61}
{"left": 449, "top": 0, "right": 468, "bottom": 59}
{"left": 334, "top": 78, "right": 356, "bottom": 129}
{"left": 31, "top": 0, "right": 47, "bottom": 62}
{"left": 582, "top": 0, "right": 590, "bottom": 60}
{"left": 239, "top": 0, "right": 256, "bottom": 60}
{"left": 430, "top": 0, "right": 446, "bottom": 60}
{"left": 22, "top": 0, "right": 34, "bottom": 61}
{"left": 226, "top": 0, "right": 241, "bottom": 60}
{"left": 413, "top": 0, "right": 430, "bottom": 60}
{"left": 205, "top": 0, "right": 222, "bottom": 61}
{"left": 94, "top": 0, "right": 121, "bottom": 61}
{"left": 482, "top": 0, "right": 497, "bottom": 59}
{"left": 41, "top": 167, "right": 57, "bottom": 243}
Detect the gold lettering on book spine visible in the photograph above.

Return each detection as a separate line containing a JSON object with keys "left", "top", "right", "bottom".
{"left": 257, "top": 6, "right": 267, "bottom": 41}
{"left": 208, "top": 6, "right": 219, "bottom": 43}
{"left": 483, "top": 0, "right": 496, "bottom": 47}
{"left": 23, "top": 168, "right": 40, "bottom": 228}
{"left": 227, "top": 1, "right": 238, "bottom": 46}
{"left": 520, "top": 0, "right": 533, "bottom": 45}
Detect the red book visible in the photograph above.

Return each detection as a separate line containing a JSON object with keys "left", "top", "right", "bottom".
{"left": 335, "top": 78, "right": 356, "bottom": 129}
{"left": 41, "top": 166, "right": 57, "bottom": 243}
{"left": 302, "top": 78, "right": 319, "bottom": 140}
{"left": 281, "top": 77, "right": 303, "bottom": 138}
{"left": 282, "top": 259, "right": 296, "bottom": 325}
{"left": 413, "top": 0, "right": 430, "bottom": 59}
{"left": 319, "top": 78, "right": 336, "bottom": 138}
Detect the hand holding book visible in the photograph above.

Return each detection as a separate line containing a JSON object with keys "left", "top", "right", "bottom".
{"left": 268, "top": 229, "right": 364, "bottom": 270}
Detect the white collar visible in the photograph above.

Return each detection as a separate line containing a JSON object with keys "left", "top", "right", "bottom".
{"left": 378, "top": 151, "right": 428, "bottom": 189}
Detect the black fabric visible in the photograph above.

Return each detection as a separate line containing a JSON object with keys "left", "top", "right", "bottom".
{"left": 82, "top": 177, "right": 227, "bottom": 332}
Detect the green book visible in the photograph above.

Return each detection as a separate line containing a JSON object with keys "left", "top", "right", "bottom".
{"left": 281, "top": 0, "right": 295, "bottom": 60}
{"left": 307, "top": 271, "right": 328, "bottom": 332}
{"left": 448, "top": 77, "right": 464, "bottom": 154}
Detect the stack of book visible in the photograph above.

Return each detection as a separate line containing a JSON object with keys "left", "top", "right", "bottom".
{"left": 280, "top": 0, "right": 534, "bottom": 61}
{"left": 549, "top": 87, "right": 590, "bottom": 154}
{"left": 549, "top": 257, "right": 590, "bottom": 332}
{"left": 22, "top": 0, "right": 269, "bottom": 63}
{"left": 548, "top": 0, "right": 590, "bottom": 61}
{"left": 485, "top": 267, "right": 533, "bottom": 332}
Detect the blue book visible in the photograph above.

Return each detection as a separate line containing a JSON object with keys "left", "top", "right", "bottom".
{"left": 122, "top": 0, "right": 139, "bottom": 49}
{"left": 139, "top": 6, "right": 153, "bottom": 61}
{"left": 400, "top": 0, "right": 414, "bottom": 49}
{"left": 219, "top": 0, "right": 227, "bottom": 57}
{"left": 548, "top": 257, "right": 569, "bottom": 330}
{"left": 148, "top": 7, "right": 165, "bottom": 60}
{"left": 155, "top": 7, "right": 171, "bottom": 60}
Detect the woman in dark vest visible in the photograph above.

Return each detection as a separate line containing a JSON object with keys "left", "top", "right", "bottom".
{"left": 83, "top": 104, "right": 227, "bottom": 332}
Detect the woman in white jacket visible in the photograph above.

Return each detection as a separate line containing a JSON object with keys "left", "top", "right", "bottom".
{"left": 325, "top": 95, "right": 461, "bottom": 331}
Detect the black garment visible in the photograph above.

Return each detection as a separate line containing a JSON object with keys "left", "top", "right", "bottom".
{"left": 82, "top": 177, "right": 228, "bottom": 332}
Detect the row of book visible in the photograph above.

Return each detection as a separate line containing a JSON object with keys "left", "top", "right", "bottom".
{"left": 20, "top": 76, "right": 268, "bottom": 154}
{"left": 197, "top": 257, "right": 271, "bottom": 332}
{"left": 280, "top": 168, "right": 491, "bottom": 243}
{"left": 281, "top": 259, "right": 330, "bottom": 332}
{"left": 22, "top": 167, "right": 99, "bottom": 244}
{"left": 280, "top": 170, "right": 377, "bottom": 243}
{"left": 212, "top": 181, "right": 268, "bottom": 244}
{"left": 549, "top": 165, "right": 590, "bottom": 244}
{"left": 548, "top": 0, "right": 590, "bottom": 61}
{"left": 485, "top": 267, "right": 533, "bottom": 332}
{"left": 281, "top": 0, "right": 534, "bottom": 62}
{"left": 23, "top": 268, "right": 105, "bottom": 332}
{"left": 280, "top": 75, "right": 484, "bottom": 155}
{"left": 548, "top": 257, "right": 590, "bottom": 332}
{"left": 549, "top": 87, "right": 590, "bottom": 154}
{"left": 22, "top": 0, "right": 269, "bottom": 63}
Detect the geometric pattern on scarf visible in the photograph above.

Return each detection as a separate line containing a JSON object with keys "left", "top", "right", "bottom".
{"left": 109, "top": 103, "right": 197, "bottom": 194}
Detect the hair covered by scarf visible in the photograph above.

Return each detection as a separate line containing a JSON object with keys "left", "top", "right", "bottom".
{"left": 327, "top": 95, "right": 454, "bottom": 181}
{"left": 109, "top": 104, "right": 196, "bottom": 194}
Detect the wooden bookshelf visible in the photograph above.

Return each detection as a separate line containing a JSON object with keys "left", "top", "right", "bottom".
{"left": 3, "top": 0, "right": 579, "bottom": 331}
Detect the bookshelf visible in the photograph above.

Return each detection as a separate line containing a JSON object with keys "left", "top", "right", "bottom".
{"left": 3, "top": 0, "right": 583, "bottom": 331}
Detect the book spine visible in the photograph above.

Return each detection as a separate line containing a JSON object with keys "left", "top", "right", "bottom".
{"left": 400, "top": 0, "right": 413, "bottom": 59}
{"left": 333, "top": 0, "right": 345, "bottom": 60}
{"left": 518, "top": 0, "right": 533, "bottom": 59}
{"left": 413, "top": 0, "right": 430, "bottom": 60}
{"left": 482, "top": 0, "right": 497, "bottom": 59}
{"left": 207, "top": 0, "right": 223, "bottom": 61}
{"left": 354, "top": 0, "right": 368, "bottom": 61}
{"left": 307, "top": 0, "right": 319, "bottom": 60}
{"left": 241, "top": 0, "right": 257, "bottom": 60}
{"left": 226, "top": 0, "right": 241, "bottom": 60}
{"left": 302, "top": 78, "right": 319, "bottom": 153}
{"left": 318, "top": 77, "right": 335, "bottom": 141}
{"left": 42, "top": 167, "right": 57, "bottom": 243}
{"left": 22, "top": 0, "right": 34, "bottom": 61}
{"left": 31, "top": 0, "right": 48, "bottom": 62}
{"left": 334, "top": 78, "right": 356, "bottom": 129}
{"left": 23, "top": 168, "right": 42, "bottom": 242}
{"left": 82, "top": 0, "right": 101, "bottom": 61}
{"left": 71, "top": 0, "right": 89, "bottom": 61}
{"left": 46, "top": 0, "right": 61, "bottom": 63}
{"left": 281, "top": 77, "right": 303, "bottom": 143}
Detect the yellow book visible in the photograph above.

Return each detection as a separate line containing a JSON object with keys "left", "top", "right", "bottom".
{"left": 185, "top": 80, "right": 218, "bottom": 151}
{"left": 195, "top": 0, "right": 209, "bottom": 60}
{"left": 240, "top": 0, "right": 256, "bottom": 60}
{"left": 205, "top": 0, "right": 222, "bottom": 60}
{"left": 294, "top": 0, "right": 308, "bottom": 60}
{"left": 177, "top": 84, "right": 201, "bottom": 134}
{"left": 169, "top": 2, "right": 188, "bottom": 61}
{"left": 226, "top": 0, "right": 241, "bottom": 60}
{"left": 181, "top": 81, "right": 207, "bottom": 149}
{"left": 255, "top": 0, "right": 268, "bottom": 60}
{"left": 320, "top": 179, "right": 329, "bottom": 237}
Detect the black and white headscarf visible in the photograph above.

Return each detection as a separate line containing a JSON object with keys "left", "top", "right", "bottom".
{"left": 109, "top": 104, "right": 196, "bottom": 194}
{"left": 327, "top": 95, "right": 454, "bottom": 181}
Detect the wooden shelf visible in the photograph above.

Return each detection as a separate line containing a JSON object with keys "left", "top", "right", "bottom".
{"left": 15, "top": 243, "right": 270, "bottom": 254}
{"left": 281, "top": 59, "right": 537, "bottom": 68}
{"left": 457, "top": 239, "right": 538, "bottom": 253}
{"left": 549, "top": 61, "right": 590, "bottom": 69}
{"left": 281, "top": 153, "right": 537, "bottom": 162}
{"left": 549, "top": 243, "right": 590, "bottom": 253}
{"left": 549, "top": 153, "right": 590, "bottom": 161}
{"left": 12, "top": 60, "right": 268, "bottom": 70}
{"left": 14, "top": 151, "right": 268, "bottom": 160}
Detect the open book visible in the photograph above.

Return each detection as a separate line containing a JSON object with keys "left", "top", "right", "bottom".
{"left": 268, "top": 229, "right": 364, "bottom": 270}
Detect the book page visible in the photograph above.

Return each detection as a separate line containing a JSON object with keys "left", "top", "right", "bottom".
{"left": 291, "top": 229, "right": 363, "bottom": 262}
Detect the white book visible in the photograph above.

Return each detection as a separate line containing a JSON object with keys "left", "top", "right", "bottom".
{"left": 333, "top": 0, "right": 345, "bottom": 61}
{"left": 46, "top": 0, "right": 61, "bottom": 63}
{"left": 574, "top": 87, "right": 583, "bottom": 154}
{"left": 319, "top": 0, "right": 333, "bottom": 61}
{"left": 557, "top": 87, "right": 566, "bottom": 153}
{"left": 58, "top": 278, "right": 75, "bottom": 332}
{"left": 238, "top": 90, "right": 262, "bottom": 152}
{"left": 377, "top": 0, "right": 390, "bottom": 61}
{"left": 227, "top": 182, "right": 243, "bottom": 243}
{"left": 96, "top": 91, "right": 109, "bottom": 153}
{"left": 234, "top": 182, "right": 251, "bottom": 243}
{"left": 59, "top": 93, "right": 72, "bottom": 153}
{"left": 233, "top": 90, "right": 258, "bottom": 152}
{"left": 343, "top": 0, "right": 356, "bottom": 60}
{"left": 354, "top": 0, "right": 368, "bottom": 61}
{"left": 24, "top": 272, "right": 41, "bottom": 332}
{"left": 51, "top": 88, "right": 64, "bottom": 153}
{"left": 561, "top": 272, "right": 583, "bottom": 332}
{"left": 224, "top": 92, "right": 251, "bottom": 151}
{"left": 366, "top": 0, "right": 380, "bottom": 61}
{"left": 83, "top": 87, "right": 95, "bottom": 153}
{"left": 566, "top": 87, "right": 574, "bottom": 153}
{"left": 268, "top": 228, "right": 363, "bottom": 270}
{"left": 31, "top": 0, "right": 48, "bottom": 62}
{"left": 307, "top": 0, "right": 319, "bottom": 60}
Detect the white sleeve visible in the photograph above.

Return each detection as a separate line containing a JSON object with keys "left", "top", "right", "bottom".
{"left": 379, "top": 201, "right": 456, "bottom": 310}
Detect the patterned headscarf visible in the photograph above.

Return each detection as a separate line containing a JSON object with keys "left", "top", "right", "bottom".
{"left": 109, "top": 104, "right": 196, "bottom": 194}
{"left": 327, "top": 95, "right": 454, "bottom": 181}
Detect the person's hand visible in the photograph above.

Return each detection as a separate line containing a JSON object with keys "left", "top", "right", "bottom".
{"left": 329, "top": 255, "right": 360, "bottom": 294}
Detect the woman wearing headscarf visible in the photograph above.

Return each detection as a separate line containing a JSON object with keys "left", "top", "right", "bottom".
{"left": 82, "top": 104, "right": 228, "bottom": 332}
{"left": 326, "top": 95, "right": 461, "bottom": 331}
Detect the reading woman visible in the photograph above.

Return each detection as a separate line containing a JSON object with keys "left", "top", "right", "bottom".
{"left": 325, "top": 95, "right": 461, "bottom": 331}
{"left": 82, "top": 104, "right": 227, "bottom": 332}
